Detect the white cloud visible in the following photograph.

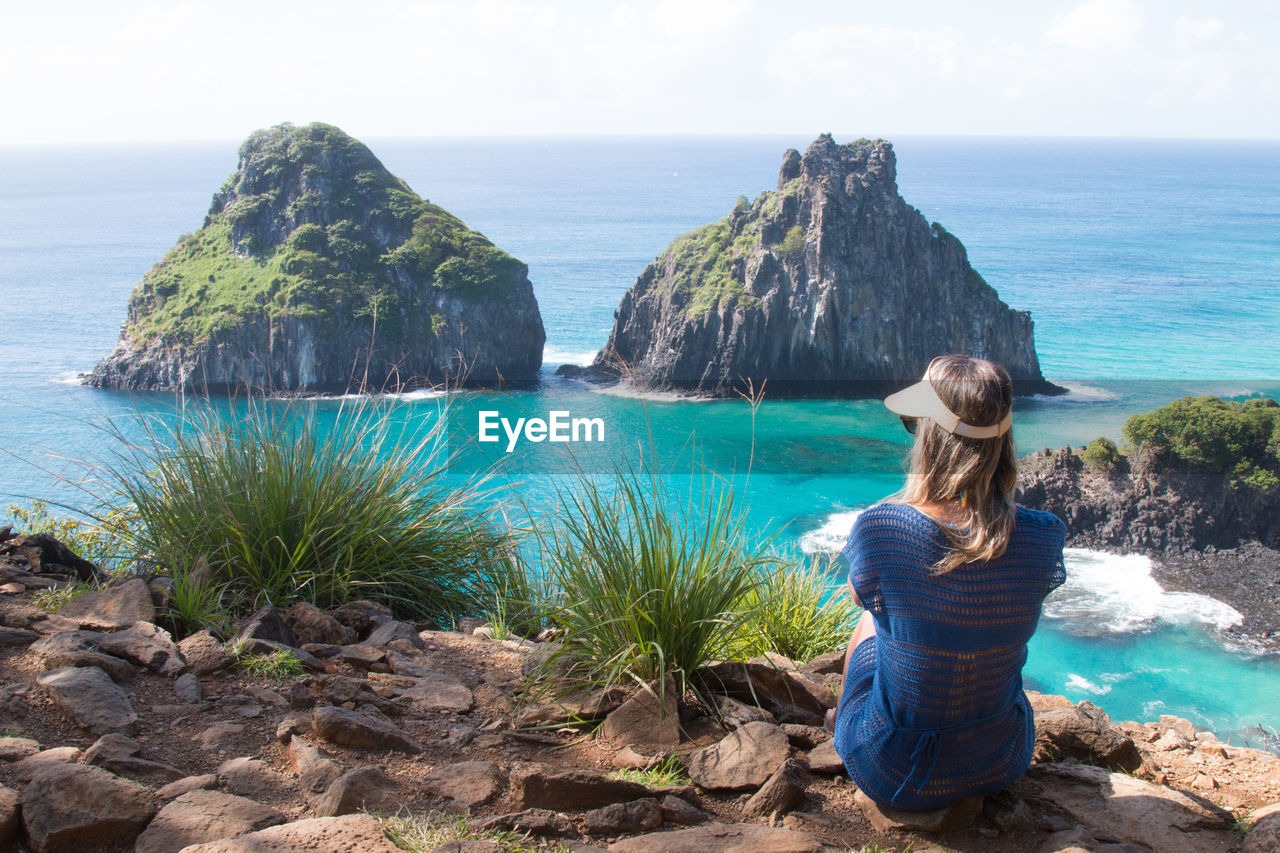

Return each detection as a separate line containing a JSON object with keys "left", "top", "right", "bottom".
{"left": 1048, "top": 0, "right": 1144, "bottom": 52}
{"left": 1173, "top": 15, "right": 1224, "bottom": 42}
{"left": 652, "top": 0, "right": 754, "bottom": 40}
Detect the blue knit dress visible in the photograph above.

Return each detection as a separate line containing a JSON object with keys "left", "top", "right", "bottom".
{"left": 833, "top": 501, "right": 1067, "bottom": 810}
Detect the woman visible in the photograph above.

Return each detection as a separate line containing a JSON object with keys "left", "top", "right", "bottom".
{"left": 832, "top": 354, "right": 1067, "bottom": 811}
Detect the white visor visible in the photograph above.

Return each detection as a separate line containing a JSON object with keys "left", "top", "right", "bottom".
{"left": 883, "top": 358, "right": 1012, "bottom": 439}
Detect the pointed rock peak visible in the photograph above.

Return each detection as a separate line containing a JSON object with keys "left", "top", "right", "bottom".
{"left": 795, "top": 134, "right": 897, "bottom": 194}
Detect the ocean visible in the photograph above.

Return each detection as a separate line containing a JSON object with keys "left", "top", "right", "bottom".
{"left": 2, "top": 135, "right": 1279, "bottom": 747}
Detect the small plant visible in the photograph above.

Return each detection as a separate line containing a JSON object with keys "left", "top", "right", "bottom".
{"left": 6, "top": 500, "right": 116, "bottom": 569}
{"left": 236, "top": 647, "right": 306, "bottom": 680}
{"left": 528, "top": 461, "right": 776, "bottom": 698}
{"left": 609, "top": 754, "right": 689, "bottom": 787}
{"left": 1082, "top": 436, "right": 1120, "bottom": 471}
{"left": 92, "top": 397, "right": 515, "bottom": 623}
{"left": 165, "top": 561, "right": 231, "bottom": 639}
{"left": 31, "top": 581, "right": 90, "bottom": 613}
{"left": 731, "top": 555, "right": 862, "bottom": 663}
{"left": 380, "top": 810, "right": 567, "bottom": 853}
{"left": 1233, "top": 808, "right": 1257, "bottom": 839}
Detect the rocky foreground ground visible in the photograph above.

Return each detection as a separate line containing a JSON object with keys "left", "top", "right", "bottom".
{"left": 1, "top": 532, "right": 1279, "bottom": 853}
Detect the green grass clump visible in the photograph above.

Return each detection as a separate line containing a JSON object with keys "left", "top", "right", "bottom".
{"left": 609, "top": 754, "right": 689, "bottom": 787}
{"left": 530, "top": 463, "right": 776, "bottom": 695}
{"left": 31, "top": 582, "right": 91, "bottom": 613}
{"left": 381, "top": 810, "right": 567, "bottom": 853}
{"left": 235, "top": 647, "right": 306, "bottom": 680}
{"left": 95, "top": 399, "right": 515, "bottom": 624}
{"left": 1082, "top": 436, "right": 1120, "bottom": 471}
{"left": 1123, "top": 395, "right": 1280, "bottom": 490}
{"left": 661, "top": 218, "right": 761, "bottom": 317}
{"left": 731, "top": 556, "right": 862, "bottom": 663}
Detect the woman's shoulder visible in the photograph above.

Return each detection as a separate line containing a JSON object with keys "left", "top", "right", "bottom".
{"left": 1013, "top": 504, "right": 1068, "bottom": 544}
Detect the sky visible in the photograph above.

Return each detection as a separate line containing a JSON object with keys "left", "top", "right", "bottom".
{"left": 2, "top": 0, "right": 1277, "bottom": 144}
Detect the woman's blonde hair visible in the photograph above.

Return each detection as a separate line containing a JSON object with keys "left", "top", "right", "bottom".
{"left": 885, "top": 354, "right": 1018, "bottom": 572}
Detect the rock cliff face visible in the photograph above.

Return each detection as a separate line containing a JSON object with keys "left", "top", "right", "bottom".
{"left": 85, "top": 122, "right": 545, "bottom": 394}
{"left": 582, "top": 135, "right": 1061, "bottom": 397}
{"left": 1017, "top": 445, "right": 1280, "bottom": 640}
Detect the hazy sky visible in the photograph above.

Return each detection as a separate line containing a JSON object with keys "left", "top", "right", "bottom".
{"left": 3, "top": 0, "right": 1276, "bottom": 144}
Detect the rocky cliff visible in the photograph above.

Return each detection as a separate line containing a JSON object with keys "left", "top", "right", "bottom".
{"left": 84, "top": 122, "right": 545, "bottom": 394}
{"left": 577, "top": 135, "right": 1062, "bottom": 398}
{"left": 1018, "top": 444, "right": 1280, "bottom": 640}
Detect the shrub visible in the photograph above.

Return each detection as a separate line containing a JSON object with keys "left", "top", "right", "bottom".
{"left": 6, "top": 500, "right": 117, "bottom": 569}
{"left": 94, "top": 398, "right": 514, "bottom": 623}
{"left": 1082, "top": 436, "right": 1120, "bottom": 471}
{"left": 530, "top": 463, "right": 777, "bottom": 695}
{"left": 1122, "top": 395, "right": 1280, "bottom": 489}
{"left": 731, "top": 555, "right": 861, "bottom": 662}
{"left": 779, "top": 225, "right": 806, "bottom": 256}
{"left": 236, "top": 647, "right": 306, "bottom": 680}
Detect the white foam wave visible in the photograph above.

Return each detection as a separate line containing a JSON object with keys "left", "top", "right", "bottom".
{"left": 53, "top": 371, "right": 84, "bottom": 385}
{"left": 799, "top": 510, "right": 864, "bottom": 554}
{"left": 1033, "top": 382, "right": 1120, "bottom": 402}
{"left": 1066, "top": 673, "right": 1112, "bottom": 696}
{"left": 1044, "top": 547, "right": 1243, "bottom": 634}
{"left": 543, "top": 345, "right": 597, "bottom": 367}
{"left": 586, "top": 382, "right": 715, "bottom": 403}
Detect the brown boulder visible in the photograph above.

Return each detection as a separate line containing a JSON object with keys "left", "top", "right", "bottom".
{"left": 854, "top": 788, "right": 983, "bottom": 833}
{"left": 685, "top": 722, "right": 790, "bottom": 791}
{"left": 694, "top": 662, "right": 830, "bottom": 725}
{"left": 743, "top": 758, "right": 805, "bottom": 819}
{"left": 134, "top": 790, "right": 284, "bottom": 853}
{"left": 37, "top": 666, "right": 138, "bottom": 735}
{"left": 283, "top": 602, "right": 355, "bottom": 646}
{"left": 1034, "top": 700, "right": 1143, "bottom": 771}
{"left": 422, "top": 760, "right": 507, "bottom": 812}
{"left": 509, "top": 762, "right": 650, "bottom": 810}
{"left": 311, "top": 705, "right": 422, "bottom": 753}
{"left": 599, "top": 677, "right": 679, "bottom": 752}
{"left": 56, "top": 576, "right": 155, "bottom": 630}
{"left": 607, "top": 822, "right": 828, "bottom": 852}
{"left": 21, "top": 763, "right": 155, "bottom": 852}
{"left": 312, "top": 766, "right": 396, "bottom": 817}
{"left": 179, "top": 814, "right": 401, "bottom": 852}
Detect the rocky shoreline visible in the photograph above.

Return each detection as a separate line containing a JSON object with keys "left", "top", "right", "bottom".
{"left": 1017, "top": 445, "right": 1280, "bottom": 649}
{"left": 2, "top": 532, "right": 1279, "bottom": 852}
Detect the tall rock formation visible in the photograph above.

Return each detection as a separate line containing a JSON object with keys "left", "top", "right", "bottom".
{"left": 85, "top": 122, "right": 545, "bottom": 394}
{"left": 582, "top": 135, "right": 1061, "bottom": 397}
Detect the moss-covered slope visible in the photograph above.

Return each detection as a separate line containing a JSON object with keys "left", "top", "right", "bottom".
{"left": 86, "top": 122, "right": 544, "bottom": 393}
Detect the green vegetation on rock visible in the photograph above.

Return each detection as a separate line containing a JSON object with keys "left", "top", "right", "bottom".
{"left": 1122, "top": 395, "right": 1280, "bottom": 491}
{"left": 1083, "top": 436, "right": 1120, "bottom": 471}
{"left": 125, "top": 121, "right": 525, "bottom": 349}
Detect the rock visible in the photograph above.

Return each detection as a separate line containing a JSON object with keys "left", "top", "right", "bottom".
{"left": 398, "top": 670, "right": 475, "bottom": 713}
{"left": 583, "top": 798, "right": 664, "bottom": 835}
{"left": 56, "top": 577, "right": 155, "bottom": 629}
{"left": 217, "top": 757, "right": 296, "bottom": 800}
{"left": 743, "top": 758, "right": 805, "bottom": 819}
{"left": 84, "top": 122, "right": 545, "bottom": 396}
{"left": 600, "top": 677, "right": 680, "bottom": 752}
{"left": 1034, "top": 701, "right": 1143, "bottom": 771}
{"left": 287, "top": 739, "right": 342, "bottom": 801}
{"left": 3, "top": 533, "right": 102, "bottom": 582}
{"left": 0, "top": 735, "right": 40, "bottom": 762}
{"left": 659, "top": 795, "right": 707, "bottom": 825}
{"left": 366, "top": 619, "right": 424, "bottom": 648}
{"left": 1159, "top": 714, "right": 1200, "bottom": 741}
{"left": 430, "top": 842, "right": 506, "bottom": 853}
{"left": 21, "top": 763, "right": 155, "bottom": 852}
{"left": 230, "top": 605, "right": 298, "bottom": 649}
{"left": 157, "top": 775, "right": 220, "bottom": 799}
{"left": 515, "top": 686, "right": 627, "bottom": 727}
{"left": 134, "top": 790, "right": 285, "bottom": 853}
{"left": 0, "top": 785, "right": 18, "bottom": 845}
{"left": 28, "top": 631, "right": 139, "bottom": 682}
{"left": 0, "top": 626, "right": 38, "bottom": 646}
{"left": 276, "top": 712, "right": 313, "bottom": 742}
{"left": 312, "top": 765, "right": 396, "bottom": 817}
{"left": 384, "top": 648, "right": 435, "bottom": 678}
{"left": 606, "top": 822, "right": 828, "bottom": 852}
{"left": 284, "top": 602, "right": 355, "bottom": 646}
{"left": 243, "top": 684, "right": 288, "bottom": 707}
{"left": 81, "top": 732, "right": 182, "bottom": 783}
{"left": 710, "top": 694, "right": 777, "bottom": 728}
{"left": 236, "top": 638, "right": 324, "bottom": 671}
{"left": 96, "top": 621, "right": 186, "bottom": 676}
{"left": 1154, "top": 728, "right": 1190, "bottom": 751}
{"left": 1244, "top": 808, "right": 1280, "bottom": 853}
{"left": 13, "top": 747, "right": 81, "bottom": 784}
{"left": 780, "top": 724, "right": 827, "bottom": 749}
{"left": 1026, "top": 763, "right": 1233, "bottom": 853}
{"left": 174, "top": 672, "right": 203, "bottom": 704}
{"left": 309, "top": 674, "right": 399, "bottom": 714}
{"left": 1027, "top": 691, "right": 1076, "bottom": 713}
{"left": 37, "top": 666, "right": 138, "bottom": 735}
{"left": 334, "top": 642, "right": 388, "bottom": 670}
{"left": 581, "top": 135, "right": 1055, "bottom": 400}
{"left": 509, "top": 762, "right": 651, "bottom": 811}
{"left": 327, "top": 600, "right": 393, "bottom": 638}
{"left": 311, "top": 705, "right": 422, "bottom": 753}
{"left": 194, "top": 722, "right": 245, "bottom": 750}
{"left": 695, "top": 662, "right": 829, "bottom": 725}
{"left": 476, "top": 809, "right": 578, "bottom": 838}
{"left": 799, "top": 651, "right": 844, "bottom": 676}
{"left": 178, "top": 630, "right": 235, "bottom": 675}
{"left": 422, "top": 760, "right": 507, "bottom": 812}
{"left": 178, "top": 813, "right": 401, "bottom": 852}
{"left": 854, "top": 788, "right": 982, "bottom": 833}
{"left": 685, "top": 722, "right": 790, "bottom": 791}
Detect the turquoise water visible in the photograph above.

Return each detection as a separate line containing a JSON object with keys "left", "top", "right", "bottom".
{"left": 2, "top": 137, "right": 1279, "bottom": 747}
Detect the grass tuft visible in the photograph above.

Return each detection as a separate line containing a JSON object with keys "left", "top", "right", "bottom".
{"left": 731, "top": 555, "right": 862, "bottom": 663}
{"left": 609, "top": 754, "right": 689, "bottom": 787}
{"left": 236, "top": 647, "right": 306, "bottom": 680}
{"left": 380, "top": 810, "right": 567, "bottom": 853}
{"left": 31, "top": 582, "right": 91, "bottom": 613}
{"left": 527, "top": 462, "right": 777, "bottom": 696}
{"left": 91, "top": 397, "right": 515, "bottom": 624}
